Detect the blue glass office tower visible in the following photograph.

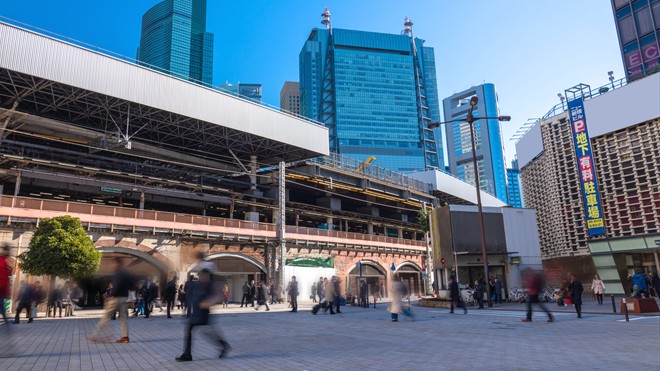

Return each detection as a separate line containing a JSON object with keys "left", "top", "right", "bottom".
{"left": 299, "top": 25, "right": 442, "bottom": 173}
{"left": 443, "top": 83, "right": 508, "bottom": 203}
{"left": 137, "top": 0, "right": 214, "bottom": 86}
{"left": 507, "top": 158, "right": 523, "bottom": 208}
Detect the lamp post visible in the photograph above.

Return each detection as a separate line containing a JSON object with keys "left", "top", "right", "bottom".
{"left": 557, "top": 93, "right": 566, "bottom": 111}
{"left": 608, "top": 71, "right": 615, "bottom": 89}
{"left": 429, "top": 96, "right": 510, "bottom": 308}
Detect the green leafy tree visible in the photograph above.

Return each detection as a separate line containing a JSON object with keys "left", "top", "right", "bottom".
{"left": 418, "top": 208, "right": 430, "bottom": 233}
{"left": 19, "top": 216, "right": 101, "bottom": 281}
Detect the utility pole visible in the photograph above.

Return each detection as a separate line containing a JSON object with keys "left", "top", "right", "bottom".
{"left": 277, "top": 161, "right": 286, "bottom": 291}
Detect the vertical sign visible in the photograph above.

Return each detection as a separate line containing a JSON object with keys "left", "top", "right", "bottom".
{"left": 567, "top": 97, "right": 605, "bottom": 236}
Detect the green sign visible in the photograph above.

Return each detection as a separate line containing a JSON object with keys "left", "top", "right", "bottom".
{"left": 100, "top": 187, "right": 122, "bottom": 194}
{"left": 285, "top": 257, "right": 334, "bottom": 268}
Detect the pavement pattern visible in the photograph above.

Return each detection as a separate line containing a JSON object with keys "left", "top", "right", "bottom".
{"left": 0, "top": 300, "right": 658, "bottom": 371}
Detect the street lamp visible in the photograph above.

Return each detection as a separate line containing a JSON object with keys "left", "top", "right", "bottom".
{"left": 608, "top": 71, "right": 615, "bottom": 89}
{"left": 557, "top": 93, "right": 566, "bottom": 111}
{"left": 429, "top": 96, "right": 511, "bottom": 308}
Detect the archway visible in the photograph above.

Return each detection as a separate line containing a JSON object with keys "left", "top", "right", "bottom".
{"left": 395, "top": 261, "right": 423, "bottom": 298}
{"left": 348, "top": 260, "right": 387, "bottom": 299}
{"left": 79, "top": 246, "right": 170, "bottom": 308}
{"left": 192, "top": 252, "right": 266, "bottom": 303}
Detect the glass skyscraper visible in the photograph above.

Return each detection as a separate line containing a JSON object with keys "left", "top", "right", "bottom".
{"left": 137, "top": 0, "right": 214, "bottom": 86}
{"left": 443, "top": 83, "right": 508, "bottom": 203}
{"left": 507, "top": 158, "right": 523, "bottom": 208}
{"left": 299, "top": 26, "right": 442, "bottom": 173}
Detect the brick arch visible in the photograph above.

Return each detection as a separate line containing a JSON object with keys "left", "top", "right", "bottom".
{"left": 94, "top": 240, "right": 173, "bottom": 274}
{"left": 396, "top": 261, "right": 422, "bottom": 272}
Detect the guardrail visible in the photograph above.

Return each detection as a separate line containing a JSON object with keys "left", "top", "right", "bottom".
{"left": 310, "top": 154, "right": 431, "bottom": 194}
{"left": 0, "top": 196, "right": 426, "bottom": 249}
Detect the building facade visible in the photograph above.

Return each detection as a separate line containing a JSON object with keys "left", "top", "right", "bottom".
{"left": 611, "top": 0, "right": 660, "bottom": 81}
{"left": 299, "top": 17, "right": 442, "bottom": 173}
{"left": 506, "top": 158, "right": 523, "bottom": 208}
{"left": 280, "top": 81, "right": 300, "bottom": 115}
{"left": 516, "top": 74, "right": 660, "bottom": 293}
{"left": 443, "top": 84, "right": 508, "bottom": 203}
{"left": 137, "top": 0, "right": 214, "bottom": 86}
{"left": 219, "top": 83, "right": 263, "bottom": 103}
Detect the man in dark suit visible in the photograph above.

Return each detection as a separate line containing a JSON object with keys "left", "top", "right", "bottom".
{"left": 249, "top": 280, "right": 256, "bottom": 307}
{"left": 164, "top": 274, "right": 178, "bottom": 319}
{"left": 141, "top": 278, "right": 158, "bottom": 318}
{"left": 288, "top": 276, "right": 299, "bottom": 312}
{"left": 569, "top": 274, "right": 584, "bottom": 319}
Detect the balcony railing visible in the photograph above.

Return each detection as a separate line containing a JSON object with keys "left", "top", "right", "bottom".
{"left": 0, "top": 196, "right": 426, "bottom": 249}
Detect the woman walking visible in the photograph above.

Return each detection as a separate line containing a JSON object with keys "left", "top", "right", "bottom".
{"left": 590, "top": 274, "right": 605, "bottom": 305}
{"left": 255, "top": 281, "right": 270, "bottom": 311}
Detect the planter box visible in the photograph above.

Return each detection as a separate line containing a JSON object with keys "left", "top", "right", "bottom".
{"left": 621, "top": 298, "right": 660, "bottom": 314}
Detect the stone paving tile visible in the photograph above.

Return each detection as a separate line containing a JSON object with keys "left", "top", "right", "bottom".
{"left": 0, "top": 301, "right": 658, "bottom": 370}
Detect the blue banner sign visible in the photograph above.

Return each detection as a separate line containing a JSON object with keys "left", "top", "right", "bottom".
{"left": 567, "top": 98, "right": 605, "bottom": 236}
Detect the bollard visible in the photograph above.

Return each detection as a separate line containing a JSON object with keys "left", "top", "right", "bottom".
{"left": 611, "top": 294, "right": 616, "bottom": 313}
{"left": 622, "top": 297, "right": 629, "bottom": 322}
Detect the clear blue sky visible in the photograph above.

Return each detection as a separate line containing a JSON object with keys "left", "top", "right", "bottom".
{"left": 0, "top": 0, "right": 623, "bottom": 164}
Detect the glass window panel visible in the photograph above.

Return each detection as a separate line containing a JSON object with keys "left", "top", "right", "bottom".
{"left": 614, "top": 0, "right": 629, "bottom": 8}
{"left": 636, "top": 7, "right": 654, "bottom": 35}
{"left": 619, "top": 15, "right": 637, "bottom": 43}
{"left": 653, "top": 3, "right": 660, "bottom": 28}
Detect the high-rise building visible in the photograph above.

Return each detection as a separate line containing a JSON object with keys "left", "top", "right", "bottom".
{"left": 280, "top": 81, "right": 300, "bottom": 115}
{"left": 611, "top": 0, "right": 660, "bottom": 81}
{"left": 506, "top": 158, "right": 523, "bottom": 208}
{"left": 136, "top": 0, "right": 214, "bottom": 86}
{"left": 218, "top": 83, "right": 262, "bottom": 103}
{"left": 516, "top": 74, "right": 660, "bottom": 292}
{"left": 443, "top": 83, "right": 508, "bottom": 203}
{"left": 299, "top": 11, "right": 441, "bottom": 173}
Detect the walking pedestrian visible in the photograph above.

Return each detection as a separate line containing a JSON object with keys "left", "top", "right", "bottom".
{"left": 652, "top": 273, "right": 660, "bottom": 299}
{"left": 474, "top": 279, "right": 485, "bottom": 309}
{"left": 569, "top": 274, "right": 584, "bottom": 318}
{"left": 240, "top": 281, "right": 250, "bottom": 307}
{"left": 102, "top": 283, "right": 117, "bottom": 320}
{"left": 177, "top": 284, "right": 186, "bottom": 310}
{"left": 332, "top": 276, "right": 342, "bottom": 314}
{"left": 165, "top": 273, "right": 177, "bottom": 318}
{"left": 493, "top": 278, "right": 502, "bottom": 304}
{"left": 49, "top": 284, "right": 64, "bottom": 318}
{"left": 324, "top": 276, "right": 336, "bottom": 315}
{"left": 288, "top": 276, "right": 299, "bottom": 312}
{"left": 141, "top": 278, "right": 158, "bottom": 318}
{"left": 249, "top": 280, "right": 256, "bottom": 308}
{"left": 13, "top": 281, "right": 34, "bottom": 324}
{"left": 521, "top": 268, "right": 553, "bottom": 323}
{"left": 629, "top": 269, "right": 649, "bottom": 298}
{"left": 359, "top": 280, "right": 368, "bottom": 308}
{"left": 317, "top": 277, "right": 325, "bottom": 303}
{"left": 255, "top": 281, "right": 270, "bottom": 311}
{"left": 0, "top": 244, "right": 11, "bottom": 325}
{"left": 448, "top": 275, "right": 467, "bottom": 314}
{"left": 222, "top": 282, "right": 230, "bottom": 308}
{"left": 185, "top": 275, "right": 194, "bottom": 317}
{"left": 88, "top": 258, "right": 134, "bottom": 343}
{"left": 269, "top": 282, "right": 276, "bottom": 305}
{"left": 311, "top": 281, "right": 317, "bottom": 303}
{"left": 389, "top": 275, "right": 414, "bottom": 322}
{"left": 175, "top": 269, "right": 231, "bottom": 362}
{"left": 590, "top": 274, "right": 605, "bottom": 305}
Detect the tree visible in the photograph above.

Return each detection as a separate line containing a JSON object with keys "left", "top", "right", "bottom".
{"left": 418, "top": 208, "right": 430, "bottom": 234}
{"left": 19, "top": 216, "right": 101, "bottom": 280}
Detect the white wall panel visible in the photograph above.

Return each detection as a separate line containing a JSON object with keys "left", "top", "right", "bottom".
{"left": 0, "top": 22, "right": 329, "bottom": 156}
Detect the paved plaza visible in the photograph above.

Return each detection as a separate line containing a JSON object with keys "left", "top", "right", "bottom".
{"left": 0, "top": 301, "right": 658, "bottom": 371}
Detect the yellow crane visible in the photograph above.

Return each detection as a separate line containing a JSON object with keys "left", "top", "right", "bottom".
{"left": 355, "top": 156, "right": 376, "bottom": 174}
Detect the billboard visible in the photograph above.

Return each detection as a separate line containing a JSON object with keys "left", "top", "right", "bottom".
{"left": 567, "top": 97, "right": 605, "bottom": 236}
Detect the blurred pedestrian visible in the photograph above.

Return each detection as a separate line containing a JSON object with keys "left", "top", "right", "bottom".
{"left": 311, "top": 281, "right": 317, "bottom": 303}
{"left": 288, "top": 276, "right": 299, "bottom": 313}
{"left": 590, "top": 274, "right": 605, "bottom": 305}
{"left": 448, "top": 275, "right": 467, "bottom": 315}
{"left": 165, "top": 273, "right": 178, "bottom": 318}
{"left": 629, "top": 269, "right": 649, "bottom": 298}
{"left": 88, "top": 257, "right": 134, "bottom": 343}
{"left": 359, "top": 280, "right": 368, "bottom": 308}
{"left": 222, "top": 282, "right": 230, "bottom": 308}
{"left": 184, "top": 275, "right": 194, "bottom": 317}
{"left": 13, "top": 281, "right": 34, "bottom": 324}
{"left": 249, "top": 280, "right": 256, "bottom": 308}
{"left": 255, "top": 281, "right": 270, "bottom": 311}
{"left": 177, "top": 284, "right": 186, "bottom": 310}
{"left": 175, "top": 269, "right": 231, "bottom": 362}
{"left": 141, "top": 278, "right": 158, "bottom": 318}
{"left": 0, "top": 244, "right": 10, "bottom": 325}
{"left": 324, "top": 277, "right": 336, "bottom": 315}
{"left": 521, "top": 268, "right": 553, "bottom": 323}
{"left": 475, "top": 279, "right": 485, "bottom": 309}
{"left": 652, "top": 273, "right": 660, "bottom": 299}
{"left": 389, "top": 275, "right": 414, "bottom": 322}
{"left": 332, "top": 276, "right": 341, "bottom": 314}
{"left": 317, "top": 277, "right": 325, "bottom": 303}
{"left": 493, "top": 278, "right": 502, "bottom": 304}
{"left": 569, "top": 274, "right": 583, "bottom": 319}
{"left": 49, "top": 284, "right": 64, "bottom": 318}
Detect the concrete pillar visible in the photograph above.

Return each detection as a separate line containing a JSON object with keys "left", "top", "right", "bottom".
{"left": 326, "top": 216, "right": 333, "bottom": 230}
{"left": 295, "top": 214, "right": 299, "bottom": 227}
{"left": 398, "top": 228, "right": 403, "bottom": 238}
{"left": 245, "top": 155, "right": 261, "bottom": 222}
{"left": 139, "top": 192, "right": 145, "bottom": 210}
{"left": 367, "top": 222, "right": 374, "bottom": 235}
{"left": 13, "top": 171, "right": 21, "bottom": 196}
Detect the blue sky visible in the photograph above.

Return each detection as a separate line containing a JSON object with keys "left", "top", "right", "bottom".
{"left": 0, "top": 0, "right": 623, "bottom": 164}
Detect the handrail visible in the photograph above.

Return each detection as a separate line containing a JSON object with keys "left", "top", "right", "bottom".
{"left": 0, "top": 17, "right": 326, "bottom": 130}
{"left": 540, "top": 77, "right": 628, "bottom": 121}
{"left": 0, "top": 196, "right": 426, "bottom": 248}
